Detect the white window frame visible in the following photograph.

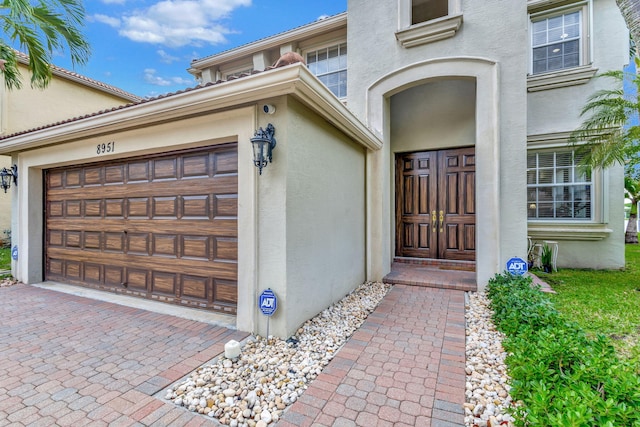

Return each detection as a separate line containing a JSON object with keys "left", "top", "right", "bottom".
{"left": 527, "top": 1, "right": 595, "bottom": 91}
{"left": 527, "top": 148, "right": 593, "bottom": 221}
{"left": 395, "top": 0, "right": 463, "bottom": 48}
{"left": 526, "top": 134, "right": 612, "bottom": 241}
{"left": 304, "top": 42, "right": 348, "bottom": 99}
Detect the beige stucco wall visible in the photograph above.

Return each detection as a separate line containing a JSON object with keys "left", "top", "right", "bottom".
{"left": 255, "top": 96, "right": 366, "bottom": 338}
{"left": 0, "top": 156, "right": 10, "bottom": 240}
{"left": 391, "top": 79, "right": 476, "bottom": 153}
{"left": 2, "top": 63, "right": 133, "bottom": 135}
{"left": 347, "top": 0, "right": 529, "bottom": 288}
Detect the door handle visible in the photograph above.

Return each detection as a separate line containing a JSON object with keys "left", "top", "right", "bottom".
{"left": 432, "top": 210, "right": 436, "bottom": 232}
{"left": 439, "top": 210, "right": 444, "bottom": 233}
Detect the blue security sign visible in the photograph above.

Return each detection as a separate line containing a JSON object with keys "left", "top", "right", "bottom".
{"left": 259, "top": 288, "right": 277, "bottom": 316}
{"left": 11, "top": 245, "right": 18, "bottom": 261}
{"left": 506, "top": 257, "right": 528, "bottom": 276}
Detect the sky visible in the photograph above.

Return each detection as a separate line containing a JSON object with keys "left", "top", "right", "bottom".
{"left": 41, "top": 0, "right": 347, "bottom": 98}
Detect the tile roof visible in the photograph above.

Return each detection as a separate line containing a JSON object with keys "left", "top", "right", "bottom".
{"left": 0, "top": 68, "right": 272, "bottom": 142}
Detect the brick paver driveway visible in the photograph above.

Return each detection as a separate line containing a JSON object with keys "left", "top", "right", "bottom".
{"left": 0, "top": 284, "right": 247, "bottom": 426}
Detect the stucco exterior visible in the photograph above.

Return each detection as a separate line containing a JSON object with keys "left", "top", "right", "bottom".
{"left": 0, "top": 65, "right": 379, "bottom": 338}
{"left": 0, "top": 0, "right": 630, "bottom": 337}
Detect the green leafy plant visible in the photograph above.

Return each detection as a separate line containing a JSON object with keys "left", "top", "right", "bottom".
{"left": 487, "top": 273, "right": 640, "bottom": 426}
{"left": 540, "top": 244, "right": 553, "bottom": 272}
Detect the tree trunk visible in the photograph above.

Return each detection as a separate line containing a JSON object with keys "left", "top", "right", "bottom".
{"left": 616, "top": 0, "right": 640, "bottom": 53}
{"left": 625, "top": 197, "right": 639, "bottom": 244}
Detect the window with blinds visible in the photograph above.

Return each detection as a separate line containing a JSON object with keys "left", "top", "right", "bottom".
{"left": 527, "top": 150, "right": 592, "bottom": 220}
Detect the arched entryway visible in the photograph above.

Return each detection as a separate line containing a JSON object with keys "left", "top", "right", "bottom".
{"left": 365, "top": 57, "right": 501, "bottom": 289}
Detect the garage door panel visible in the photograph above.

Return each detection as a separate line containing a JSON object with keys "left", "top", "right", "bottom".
{"left": 215, "top": 151, "right": 238, "bottom": 174}
{"left": 47, "top": 218, "right": 237, "bottom": 237}
{"left": 85, "top": 200, "right": 103, "bottom": 217}
{"left": 152, "top": 197, "right": 178, "bottom": 218}
{"left": 65, "top": 169, "right": 82, "bottom": 187}
{"left": 84, "top": 263, "right": 102, "bottom": 283}
{"left": 105, "top": 165, "right": 125, "bottom": 183}
{"left": 105, "top": 266, "right": 124, "bottom": 286}
{"left": 84, "top": 167, "right": 103, "bottom": 186}
{"left": 153, "top": 158, "right": 178, "bottom": 180}
{"left": 45, "top": 144, "right": 238, "bottom": 314}
{"left": 214, "top": 280, "right": 237, "bottom": 304}
{"left": 182, "top": 195, "right": 210, "bottom": 218}
{"left": 105, "top": 199, "right": 125, "bottom": 217}
{"left": 214, "top": 237, "right": 237, "bottom": 261}
{"left": 84, "top": 232, "right": 102, "bottom": 250}
{"left": 66, "top": 201, "right": 82, "bottom": 217}
{"left": 127, "top": 233, "right": 150, "bottom": 255}
{"left": 181, "top": 275, "right": 209, "bottom": 300}
{"left": 182, "top": 154, "right": 210, "bottom": 178}
{"left": 46, "top": 174, "right": 237, "bottom": 201}
{"left": 127, "top": 268, "right": 149, "bottom": 291}
{"left": 152, "top": 272, "right": 176, "bottom": 295}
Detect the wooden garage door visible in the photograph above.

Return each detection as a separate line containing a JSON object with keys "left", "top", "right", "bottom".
{"left": 44, "top": 144, "right": 238, "bottom": 314}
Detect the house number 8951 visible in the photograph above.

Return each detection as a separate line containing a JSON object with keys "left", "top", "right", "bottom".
{"left": 97, "top": 142, "right": 115, "bottom": 155}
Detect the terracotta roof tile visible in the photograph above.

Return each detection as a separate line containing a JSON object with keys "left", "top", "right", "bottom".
{"left": 0, "top": 67, "right": 274, "bottom": 142}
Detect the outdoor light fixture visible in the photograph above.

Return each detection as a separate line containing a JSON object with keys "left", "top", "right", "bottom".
{"left": 0, "top": 164, "right": 17, "bottom": 193}
{"left": 251, "top": 123, "right": 276, "bottom": 175}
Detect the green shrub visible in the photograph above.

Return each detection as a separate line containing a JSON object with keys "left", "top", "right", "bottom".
{"left": 487, "top": 273, "right": 640, "bottom": 426}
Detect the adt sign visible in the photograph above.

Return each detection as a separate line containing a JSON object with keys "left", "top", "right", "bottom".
{"left": 259, "top": 288, "right": 277, "bottom": 317}
{"left": 506, "top": 257, "right": 528, "bottom": 276}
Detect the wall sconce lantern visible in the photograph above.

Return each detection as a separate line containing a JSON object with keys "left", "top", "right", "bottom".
{"left": 0, "top": 164, "right": 17, "bottom": 193}
{"left": 251, "top": 123, "right": 276, "bottom": 175}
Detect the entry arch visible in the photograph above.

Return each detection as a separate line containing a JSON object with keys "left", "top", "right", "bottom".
{"left": 365, "top": 57, "right": 500, "bottom": 288}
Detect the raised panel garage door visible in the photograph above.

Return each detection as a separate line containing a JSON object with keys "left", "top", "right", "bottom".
{"left": 44, "top": 144, "right": 238, "bottom": 314}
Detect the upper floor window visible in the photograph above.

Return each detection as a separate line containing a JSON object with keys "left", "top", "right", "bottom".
{"left": 412, "top": 0, "right": 448, "bottom": 25}
{"left": 527, "top": 149, "right": 592, "bottom": 220}
{"left": 530, "top": 3, "right": 589, "bottom": 75}
{"left": 396, "top": 0, "right": 463, "bottom": 48}
{"left": 306, "top": 43, "right": 347, "bottom": 98}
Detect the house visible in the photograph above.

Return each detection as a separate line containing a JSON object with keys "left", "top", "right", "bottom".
{"left": 0, "top": 0, "right": 628, "bottom": 338}
{"left": 0, "top": 53, "right": 141, "bottom": 237}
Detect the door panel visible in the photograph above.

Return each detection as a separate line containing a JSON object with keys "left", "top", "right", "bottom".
{"left": 396, "top": 151, "right": 438, "bottom": 258}
{"left": 396, "top": 147, "right": 475, "bottom": 261}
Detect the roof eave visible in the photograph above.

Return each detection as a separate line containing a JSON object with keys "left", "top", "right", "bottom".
{"left": 0, "top": 64, "right": 381, "bottom": 154}
{"left": 188, "top": 13, "right": 347, "bottom": 74}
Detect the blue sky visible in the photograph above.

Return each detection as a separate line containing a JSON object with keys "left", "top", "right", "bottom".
{"left": 48, "top": 0, "right": 347, "bottom": 98}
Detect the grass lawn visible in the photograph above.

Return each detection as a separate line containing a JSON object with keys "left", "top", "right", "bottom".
{"left": 537, "top": 243, "right": 640, "bottom": 366}
{"left": 0, "top": 247, "right": 10, "bottom": 271}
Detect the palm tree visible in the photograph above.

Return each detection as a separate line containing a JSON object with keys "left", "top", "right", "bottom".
{"left": 625, "top": 175, "right": 639, "bottom": 244}
{"left": 0, "top": 0, "right": 90, "bottom": 90}
{"left": 616, "top": 0, "right": 640, "bottom": 55}
{"left": 570, "top": 57, "right": 640, "bottom": 243}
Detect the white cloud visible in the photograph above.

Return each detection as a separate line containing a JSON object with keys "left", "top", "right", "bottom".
{"left": 113, "top": 0, "right": 252, "bottom": 47}
{"left": 143, "top": 68, "right": 195, "bottom": 87}
{"left": 157, "top": 49, "right": 180, "bottom": 64}
{"left": 91, "top": 14, "right": 121, "bottom": 28}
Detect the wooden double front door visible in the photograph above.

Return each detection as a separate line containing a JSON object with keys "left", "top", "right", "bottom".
{"left": 395, "top": 147, "right": 476, "bottom": 261}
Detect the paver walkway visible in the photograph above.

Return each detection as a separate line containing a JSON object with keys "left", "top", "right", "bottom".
{"left": 0, "top": 284, "right": 247, "bottom": 426}
{"left": 279, "top": 284, "right": 466, "bottom": 427}
{"left": 0, "top": 283, "right": 466, "bottom": 426}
